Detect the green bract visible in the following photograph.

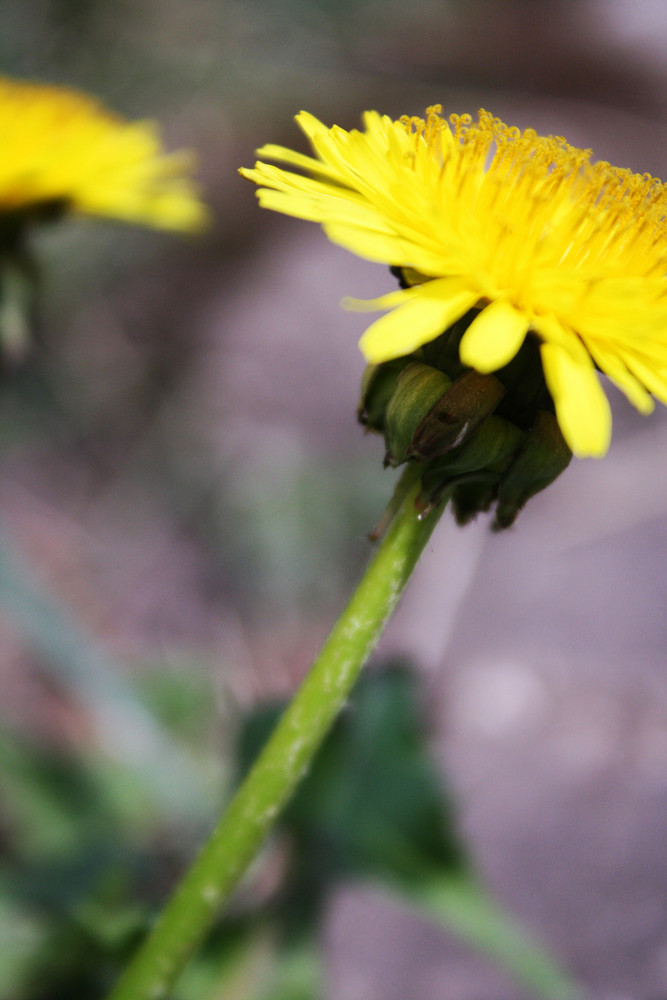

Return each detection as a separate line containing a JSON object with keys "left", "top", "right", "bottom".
{"left": 359, "top": 309, "right": 572, "bottom": 529}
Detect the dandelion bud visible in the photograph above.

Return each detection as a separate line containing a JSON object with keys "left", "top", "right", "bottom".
{"left": 362, "top": 320, "right": 572, "bottom": 526}
{"left": 383, "top": 362, "right": 452, "bottom": 466}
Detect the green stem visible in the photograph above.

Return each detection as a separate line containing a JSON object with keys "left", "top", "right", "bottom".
{"left": 107, "top": 467, "right": 444, "bottom": 1000}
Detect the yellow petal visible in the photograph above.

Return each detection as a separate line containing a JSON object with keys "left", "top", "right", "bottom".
{"left": 358, "top": 279, "right": 479, "bottom": 363}
{"left": 540, "top": 341, "right": 611, "bottom": 458}
{"left": 325, "top": 220, "right": 452, "bottom": 274}
{"left": 585, "top": 341, "right": 654, "bottom": 414}
{"left": 254, "top": 184, "right": 365, "bottom": 223}
{"left": 459, "top": 300, "right": 530, "bottom": 372}
{"left": 254, "top": 188, "right": 329, "bottom": 222}
{"left": 624, "top": 354, "right": 667, "bottom": 405}
{"left": 295, "top": 110, "right": 332, "bottom": 144}
{"left": 249, "top": 161, "right": 362, "bottom": 202}
{"left": 324, "top": 221, "right": 420, "bottom": 265}
{"left": 343, "top": 288, "right": 415, "bottom": 312}
{"left": 253, "top": 143, "right": 343, "bottom": 182}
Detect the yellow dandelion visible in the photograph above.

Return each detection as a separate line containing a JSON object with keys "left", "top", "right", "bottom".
{"left": 0, "top": 78, "right": 207, "bottom": 231}
{"left": 241, "top": 106, "right": 667, "bottom": 459}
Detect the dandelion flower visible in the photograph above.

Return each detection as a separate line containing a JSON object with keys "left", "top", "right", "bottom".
{"left": 0, "top": 78, "right": 207, "bottom": 232}
{"left": 241, "top": 106, "right": 667, "bottom": 458}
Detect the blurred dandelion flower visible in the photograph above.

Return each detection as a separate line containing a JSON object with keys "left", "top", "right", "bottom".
{"left": 242, "top": 106, "right": 667, "bottom": 458}
{"left": 0, "top": 78, "right": 207, "bottom": 232}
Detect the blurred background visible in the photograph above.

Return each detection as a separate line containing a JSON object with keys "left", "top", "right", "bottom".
{"left": 2, "top": 2, "right": 667, "bottom": 998}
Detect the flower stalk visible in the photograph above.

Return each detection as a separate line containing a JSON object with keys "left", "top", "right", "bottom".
{"left": 107, "top": 466, "right": 446, "bottom": 1000}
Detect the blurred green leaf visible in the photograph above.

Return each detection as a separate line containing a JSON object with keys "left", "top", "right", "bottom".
{"left": 237, "top": 661, "right": 582, "bottom": 1000}
{"left": 16, "top": 901, "right": 148, "bottom": 1000}
{"left": 257, "top": 939, "right": 322, "bottom": 1000}
{"left": 0, "top": 537, "right": 216, "bottom": 822}
{"left": 238, "top": 661, "right": 467, "bottom": 935}
{"left": 0, "top": 892, "right": 46, "bottom": 999}
{"left": 133, "top": 666, "right": 220, "bottom": 746}
{"left": 405, "top": 874, "right": 583, "bottom": 1000}
{"left": 1, "top": 731, "right": 165, "bottom": 862}
{"left": 174, "top": 921, "right": 321, "bottom": 1000}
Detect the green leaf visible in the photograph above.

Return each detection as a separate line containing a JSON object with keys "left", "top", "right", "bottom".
{"left": 404, "top": 874, "right": 582, "bottom": 1000}
{"left": 237, "top": 661, "right": 467, "bottom": 934}
{"left": 237, "top": 664, "right": 583, "bottom": 1000}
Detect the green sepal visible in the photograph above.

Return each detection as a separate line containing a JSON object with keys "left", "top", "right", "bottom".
{"left": 425, "top": 413, "right": 524, "bottom": 481}
{"left": 493, "top": 410, "right": 572, "bottom": 529}
{"left": 450, "top": 479, "right": 498, "bottom": 525}
{"left": 417, "top": 414, "right": 524, "bottom": 516}
{"left": 357, "top": 296, "right": 574, "bottom": 528}
{"left": 383, "top": 362, "right": 452, "bottom": 466}
{"left": 358, "top": 358, "right": 413, "bottom": 433}
{"left": 410, "top": 370, "right": 506, "bottom": 461}
{"left": 492, "top": 333, "right": 555, "bottom": 419}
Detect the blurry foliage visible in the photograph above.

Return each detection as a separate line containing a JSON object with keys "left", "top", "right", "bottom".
{"left": 1, "top": 661, "right": 456, "bottom": 998}
{"left": 238, "top": 660, "right": 467, "bottom": 941}
{"left": 0, "top": 662, "right": 221, "bottom": 1000}
{"left": 221, "top": 456, "right": 396, "bottom": 611}
{"left": 236, "top": 664, "right": 579, "bottom": 999}
{"left": 0, "top": 659, "right": 577, "bottom": 999}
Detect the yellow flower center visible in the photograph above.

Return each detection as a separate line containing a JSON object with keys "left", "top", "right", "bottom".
{"left": 395, "top": 106, "right": 667, "bottom": 303}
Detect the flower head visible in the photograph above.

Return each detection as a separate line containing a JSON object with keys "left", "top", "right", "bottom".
{"left": 241, "top": 106, "right": 667, "bottom": 459}
{"left": 0, "top": 78, "right": 207, "bottom": 232}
